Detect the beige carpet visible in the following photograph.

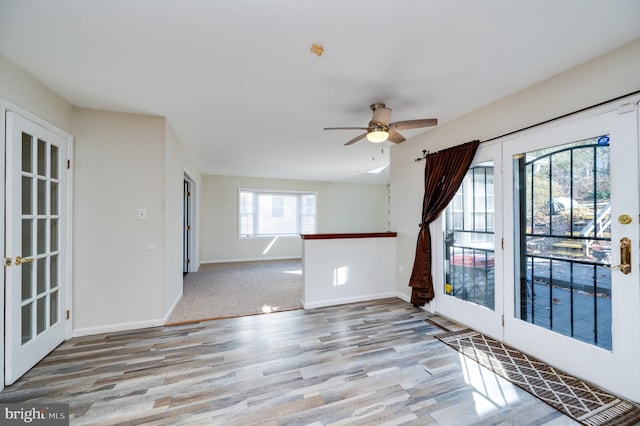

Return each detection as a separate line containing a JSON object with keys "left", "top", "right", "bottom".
{"left": 167, "top": 259, "right": 303, "bottom": 324}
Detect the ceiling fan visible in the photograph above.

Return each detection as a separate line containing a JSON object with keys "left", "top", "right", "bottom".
{"left": 324, "top": 103, "right": 438, "bottom": 146}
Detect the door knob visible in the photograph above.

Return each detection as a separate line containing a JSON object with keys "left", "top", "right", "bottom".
{"left": 15, "top": 256, "right": 34, "bottom": 266}
{"left": 611, "top": 237, "right": 631, "bottom": 275}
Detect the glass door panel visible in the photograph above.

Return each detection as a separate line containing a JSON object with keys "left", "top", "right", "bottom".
{"left": 503, "top": 101, "right": 640, "bottom": 402}
{"left": 514, "top": 138, "right": 612, "bottom": 349}
{"left": 5, "top": 111, "right": 68, "bottom": 385}
{"left": 445, "top": 162, "right": 496, "bottom": 309}
{"left": 434, "top": 142, "right": 503, "bottom": 340}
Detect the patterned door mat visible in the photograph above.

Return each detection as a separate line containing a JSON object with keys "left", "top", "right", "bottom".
{"left": 436, "top": 329, "right": 640, "bottom": 426}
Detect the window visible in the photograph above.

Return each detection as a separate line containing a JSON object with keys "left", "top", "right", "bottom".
{"left": 239, "top": 189, "right": 317, "bottom": 237}
{"left": 514, "top": 137, "right": 611, "bottom": 349}
{"left": 444, "top": 162, "right": 495, "bottom": 309}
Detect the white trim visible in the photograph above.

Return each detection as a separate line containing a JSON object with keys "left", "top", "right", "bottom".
{"left": 238, "top": 234, "right": 305, "bottom": 240}
{"left": 0, "top": 104, "right": 6, "bottom": 392}
{"left": 73, "top": 318, "right": 166, "bottom": 338}
{"left": 201, "top": 256, "right": 302, "bottom": 264}
{"left": 65, "top": 133, "right": 74, "bottom": 340}
{"left": 163, "top": 290, "right": 183, "bottom": 324}
{"left": 0, "top": 101, "right": 72, "bottom": 140}
{"left": 237, "top": 188, "right": 318, "bottom": 238}
{"left": 395, "top": 291, "right": 436, "bottom": 312}
{"left": 395, "top": 292, "right": 411, "bottom": 303}
{"left": 183, "top": 172, "right": 199, "bottom": 273}
{"left": 302, "top": 292, "right": 397, "bottom": 309}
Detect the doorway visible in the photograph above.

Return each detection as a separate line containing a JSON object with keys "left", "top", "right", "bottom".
{"left": 183, "top": 173, "right": 196, "bottom": 275}
{"left": 2, "top": 103, "right": 73, "bottom": 387}
{"left": 434, "top": 96, "right": 640, "bottom": 402}
{"left": 183, "top": 178, "right": 191, "bottom": 275}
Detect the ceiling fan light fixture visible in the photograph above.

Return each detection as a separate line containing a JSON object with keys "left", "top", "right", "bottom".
{"left": 323, "top": 103, "right": 437, "bottom": 146}
{"left": 367, "top": 127, "right": 389, "bottom": 143}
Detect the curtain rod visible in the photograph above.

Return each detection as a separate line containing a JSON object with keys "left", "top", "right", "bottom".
{"left": 415, "top": 89, "right": 640, "bottom": 162}
{"left": 481, "top": 89, "right": 640, "bottom": 144}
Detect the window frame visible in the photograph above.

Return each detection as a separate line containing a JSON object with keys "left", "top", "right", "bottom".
{"left": 238, "top": 188, "right": 317, "bottom": 238}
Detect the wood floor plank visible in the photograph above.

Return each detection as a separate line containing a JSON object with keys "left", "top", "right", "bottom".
{"left": 0, "top": 298, "right": 578, "bottom": 425}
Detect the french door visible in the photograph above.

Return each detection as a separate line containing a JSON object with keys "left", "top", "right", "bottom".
{"left": 4, "top": 110, "right": 70, "bottom": 385}
{"left": 435, "top": 98, "right": 640, "bottom": 402}
{"left": 434, "top": 142, "right": 504, "bottom": 340}
{"left": 504, "top": 101, "right": 640, "bottom": 401}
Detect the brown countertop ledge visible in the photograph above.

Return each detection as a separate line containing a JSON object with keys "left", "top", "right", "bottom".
{"left": 300, "top": 232, "right": 397, "bottom": 240}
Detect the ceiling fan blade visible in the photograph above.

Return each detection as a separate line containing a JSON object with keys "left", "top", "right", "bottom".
{"left": 388, "top": 118, "right": 438, "bottom": 130}
{"left": 387, "top": 130, "right": 405, "bottom": 144}
{"left": 344, "top": 133, "right": 367, "bottom": 146}
{"left": 323, "top": 127, "right": 368, "bottom": 131}
{"left": 371, "top": 106, "right": 392, "bottom": 126}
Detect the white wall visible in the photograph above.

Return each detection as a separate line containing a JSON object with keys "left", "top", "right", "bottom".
{"left": 302, "top": 236, "right": 397, "bottom": 309}
{"left": 390, "top": 39, "right": 640, "bottom": 302}
{"left": 0, "top": 54, "right": 202, "bottom": 337}
{"left": 200, "top": 175, "right": 389, "bottom": 263}
{"left": 0, "top": 56, "right": 73, "bottom": 133}
{"left": 0, "top": 54, "right": 75, "bottom": 390}
{"left": 73, "top": 109, "right": 166, "bottom": 334}
{"left": 164, "top": 123, "right": 201, "bottom": 316}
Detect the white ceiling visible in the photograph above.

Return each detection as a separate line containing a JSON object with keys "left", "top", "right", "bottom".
{"left": 1, "top": 1, "right": 639, "bottom": 184}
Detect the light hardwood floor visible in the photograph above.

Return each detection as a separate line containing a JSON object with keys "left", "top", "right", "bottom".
{"left": 0, "top": 298, "right": 578, "bottom": 425}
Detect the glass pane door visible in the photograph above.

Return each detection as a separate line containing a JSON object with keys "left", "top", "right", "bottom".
{"left": 435, "top": 143, "right": 503, "bottom": 340}
{"left": 502, "top": 101, "right": 640, "bottom": 402}
{"left": 445, "top": 162, "right": 495, "bottom": 309}
{"left": 5, "top": 111, "right": 68, "bottom": 385}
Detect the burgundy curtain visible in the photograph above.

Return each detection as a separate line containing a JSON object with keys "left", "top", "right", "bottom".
{"left": 409, "top": 140, "right": 480, "bottom": 306}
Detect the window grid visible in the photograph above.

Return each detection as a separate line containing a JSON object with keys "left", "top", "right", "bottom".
{"left": 239, "top": 190, "right": 317, "bottom": 237}
{"left": 444, "top": 164, "right": 496, "bottom": 310}
{"left": 516, "top": 139, "right": 611, "bottom": 350}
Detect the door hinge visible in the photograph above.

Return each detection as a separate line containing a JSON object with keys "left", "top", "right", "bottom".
{"left": 66, "top": 309, "right": 70, "bottom": 320}
{"left": 185, "top": 225, "right": 191, "bottom": 231}
{"left": 501, "top": 315, "right": 504, "bottom": 326}
{"left": 67, "top": 159, "right": 71, "bottom": 169}
{"left": 184, "top": 258, "right": 190, "bottom": 265}
{"left": 501, "top": 238, "right": 504, "bottom": 250}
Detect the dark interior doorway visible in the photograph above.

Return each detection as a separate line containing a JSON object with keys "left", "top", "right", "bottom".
{"left": 183, "top": 178, "right": 191, "bottom": 276}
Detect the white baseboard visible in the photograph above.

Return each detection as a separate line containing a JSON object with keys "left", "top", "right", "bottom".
{"left": 71, "top": 291, "right": 418, "bottom": 337}
{"left": 163, "top": 290, "right": 183, "bottom": 323}
{"left": 395, "top": 290, "right": 434, "bottom": 312}
{"left": 302, "top": 292, "right": 397, "bottom": 309}
{"left": 73, "top": 318, "right": 165, "bottom": 338}
{"left": 396, "top": 292, "right": 411, "bottom": 303}
{"left": 201, "top": 256, "right": 302, "bottom": 264}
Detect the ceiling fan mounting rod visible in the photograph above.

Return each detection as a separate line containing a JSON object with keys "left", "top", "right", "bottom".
{"left": 369, "top": 125, "right": 388, "bottom": 132}
{"left": 370, "top": 103, "right": 386, "bottom": 112}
